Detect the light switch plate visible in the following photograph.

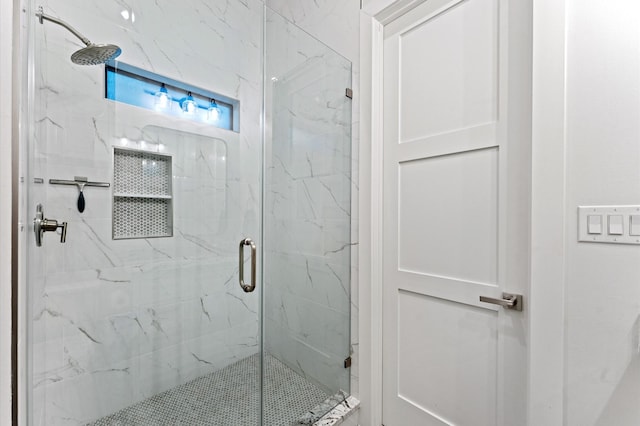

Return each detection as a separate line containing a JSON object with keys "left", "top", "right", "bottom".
{"left": 578, "top": 206, "right": 640, "bottom": 245}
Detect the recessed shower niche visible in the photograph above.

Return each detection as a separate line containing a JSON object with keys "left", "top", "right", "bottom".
{"left": 112, "top": 147, "right": 173, "bottom": 239}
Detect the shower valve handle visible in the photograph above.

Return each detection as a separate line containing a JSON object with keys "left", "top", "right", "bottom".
{"left": 34, "top": 204, "right": 68, "bottom": 247}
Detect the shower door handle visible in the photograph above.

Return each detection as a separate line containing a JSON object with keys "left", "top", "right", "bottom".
{"left": 239, "top": 238, "right": 256, "bottom": 293}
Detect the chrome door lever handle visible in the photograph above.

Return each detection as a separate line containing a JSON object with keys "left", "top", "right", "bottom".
{"left": 479, "top": 292, "right": 523, "bottom": 311}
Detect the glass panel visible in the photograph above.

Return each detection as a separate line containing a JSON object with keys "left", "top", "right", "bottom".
{"left": 263, "top": 9, "right": 353, "bottom": 425}
{"left": 27, "top": 0, "right": 263, "bottom": 425}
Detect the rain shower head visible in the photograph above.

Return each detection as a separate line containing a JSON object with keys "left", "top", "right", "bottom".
{"left": 71, "top": 44, "right": 122, "bottom": 66}
{"left": 35, "top": 6, "right": 122, "bottom": 65}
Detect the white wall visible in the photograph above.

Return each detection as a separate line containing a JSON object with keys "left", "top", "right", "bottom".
{"left": 0, "top": 0, "right": 15, "bottom": 424}
{"left": 564, "top": 1, "right": 640, "bottom": 424}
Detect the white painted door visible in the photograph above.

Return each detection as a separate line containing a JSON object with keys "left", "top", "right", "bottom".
{"left": 382, "top": 0, "right": 531, "bottom": 425}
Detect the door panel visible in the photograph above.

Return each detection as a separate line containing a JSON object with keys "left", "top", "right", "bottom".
{"left": 382, "top": 0, "right": 532, "bottom": 424}
{"left": 398, "top": 0, "right": 498, "bottom": 142}
{"left": 398, "top": 291, "right": 498, "bottom": 426}
{"left": 398, "top": 148, "right": 498, "bottom": 283}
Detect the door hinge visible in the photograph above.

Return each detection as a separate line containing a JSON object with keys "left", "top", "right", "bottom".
{"left": 344, "top": 356, "right": 352, "bottom": 368}
{"left": 345, "top": 88, "right": 353, "bottom": 99}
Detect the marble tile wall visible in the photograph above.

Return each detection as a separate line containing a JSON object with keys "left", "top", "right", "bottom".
{"left": 29, "top": 0, "right": 263, "bottom": 424}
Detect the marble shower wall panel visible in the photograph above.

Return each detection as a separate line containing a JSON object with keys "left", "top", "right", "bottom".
{"left": 264, "top": 8, "right": 353, "bottom": 395}
{"left": 30, "top": 0, "right": 263, "bottom": 424}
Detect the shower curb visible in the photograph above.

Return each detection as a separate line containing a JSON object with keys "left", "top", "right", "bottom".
{"left": 312, "top": 395, "right": 360, "bottom": 426}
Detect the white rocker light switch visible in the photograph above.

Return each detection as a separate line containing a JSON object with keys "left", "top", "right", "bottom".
{"left": 630, "top": 215, "right": 640, "bottom": 236}
{"left": 587, "top": 215, "right": 602, "bottom": 234}
{"left": 608, "top": 215, "right": 624, "bottom": 235}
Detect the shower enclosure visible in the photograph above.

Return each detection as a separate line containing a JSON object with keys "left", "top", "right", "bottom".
{"left": 25, "top": 1, "right": 352, "bottom": 425}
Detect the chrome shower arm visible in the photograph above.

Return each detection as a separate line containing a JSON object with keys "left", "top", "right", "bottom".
{"left": 36, "top": 6, "right": 92, "bottom": 47}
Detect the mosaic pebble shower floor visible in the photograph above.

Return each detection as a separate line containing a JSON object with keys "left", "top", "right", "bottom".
{"left": 89, "top": 354, "right": 334, "bottom": 426}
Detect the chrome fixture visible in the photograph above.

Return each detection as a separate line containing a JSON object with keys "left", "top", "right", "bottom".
{"left": 239, "top": 238, "right": 257, "bottom": 293}
{"left": 33, "top": 204, "right": 67, "bottom": 247}
{"left": 49, "top": 176, "right": 110, "bottom": 213}
{"left": 479, "top": 292, "right": 523, "bottom": 311}
{"left": 345, "top": 88, "right": 353, "bottom": 99}
{"left": 35, "top": 6, "right": 122, "bottom": 65}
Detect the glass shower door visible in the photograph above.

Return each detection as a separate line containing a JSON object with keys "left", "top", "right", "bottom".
{"left": 263, "top": 9, "right": 353, "bottom": 425}
{"left": 26, "top": 0, "right": 263, "bottom": 425}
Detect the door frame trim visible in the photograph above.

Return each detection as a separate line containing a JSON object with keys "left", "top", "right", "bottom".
{"left": 528, "top": 0, "right": 567, "bottom": 424}
{"left": 1, "top": 0, "right": 16, "bottom": 424}
{"left": 359, "top": 2, "right": 427, "bottom": 425}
